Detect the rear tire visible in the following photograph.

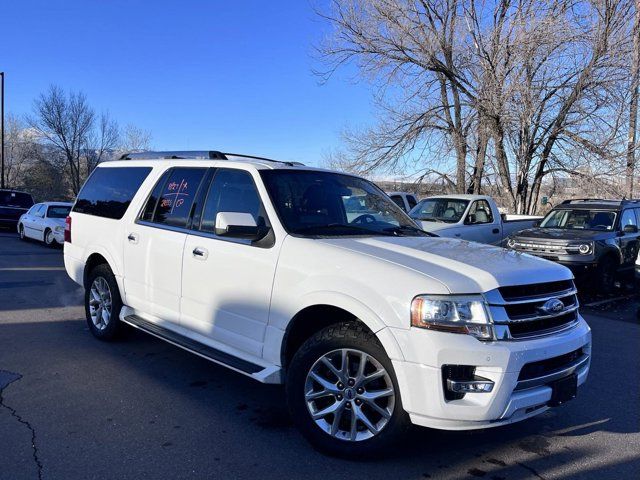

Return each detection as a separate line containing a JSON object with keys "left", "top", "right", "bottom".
{"left": 286, "top": 322, "right": 409, "bottom": 458}
{"left": 84, "top": 264, "right": 124, "bottom": 341}
{"left": 44, "top": 228, "right": 55, "bottom": 247}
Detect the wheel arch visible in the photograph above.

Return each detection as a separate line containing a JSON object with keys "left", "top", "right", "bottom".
{"left": 280, "top": 301, "right": 405, "bottom": 370}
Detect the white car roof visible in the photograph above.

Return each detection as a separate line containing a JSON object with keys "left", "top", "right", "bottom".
{"left": 38, "top": 202, "right": 73, "bottom": 206}
{"left": 423, "top": 194, "right": 492, "bottom": 201}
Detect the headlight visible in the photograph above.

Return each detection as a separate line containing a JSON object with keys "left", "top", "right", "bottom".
{"left": 567, "top": 243, "right": 592, "bottom": 255}
{"left": 506, "top": 238, "right": 517, "bottom": 249}
{"left": 54, "top": 226, "right": 64, "bottom": 233}
{"left": 410, "top": 295, "right": 493, "bottom": 340}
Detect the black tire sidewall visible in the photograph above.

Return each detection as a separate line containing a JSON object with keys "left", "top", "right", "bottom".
{"left": 19, "top": 224, "right": 25, "bottom": 240}
{"left": 286, "top": 323, "right": 409, "bottom": 458}
{"left": 85, "top": 264, "right": 123, "bottom": 341}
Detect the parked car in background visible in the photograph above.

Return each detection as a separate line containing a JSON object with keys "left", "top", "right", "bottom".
{"left": 64, "top": 151, "right": 590, "bottom": 457}
{"left": 0, "top": 189, "right": 34, "bottom": 230}
{"left": 409, "top": 194, "right": 541, "bottom": 245}
{"left": 385, "top": 191, "right": 418, "bottom": 212}
{"left": 506, "top": 199, "right": 640, "bottom": 292}
{"left": 18, "top": 202, "right": 73, "bottom": 246}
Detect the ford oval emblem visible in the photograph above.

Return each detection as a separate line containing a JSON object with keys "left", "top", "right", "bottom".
{"left": 538, "top": 298, "right": 565, "bottom": 315}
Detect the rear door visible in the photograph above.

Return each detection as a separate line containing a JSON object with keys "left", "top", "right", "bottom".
{"left": 181, "top": 168, "right": 279, "bottom": 358}
{"left": 123, "top": 167, "right": 208, "bottom": 326}
{"left": 461, "top": 199, "right": 501, "bottom": 244}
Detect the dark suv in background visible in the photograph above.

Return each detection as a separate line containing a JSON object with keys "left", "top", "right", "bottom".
{"left": 506, "top": 199, "right": 640, "bottom": 292}
{"left": 0, "top": 189, "right": 34, "bottom": 230}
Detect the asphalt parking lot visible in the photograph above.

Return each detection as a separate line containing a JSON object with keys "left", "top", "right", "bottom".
{"left": 1, "top": 231, "right": 639, "bottom": 480}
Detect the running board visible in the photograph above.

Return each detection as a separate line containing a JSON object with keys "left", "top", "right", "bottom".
{"left": 122, "top": 313, "right": 267, "bottom": 376}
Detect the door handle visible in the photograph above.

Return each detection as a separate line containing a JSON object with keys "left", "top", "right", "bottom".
{"left": 192, "top": 247, "right": 208, "bottom": 259}
{"left": 454, "top": 233, "right": 461, "bottom": 237}
{"left": 127, "top": 233, "right": 138, "bottom": 244}
{"left": 492, "top": 228, "right": 500, "bottom": 234}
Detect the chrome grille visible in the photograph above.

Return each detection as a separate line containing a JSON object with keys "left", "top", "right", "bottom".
{"left": 485, "top": 280, "right": 580, "bottom": 340}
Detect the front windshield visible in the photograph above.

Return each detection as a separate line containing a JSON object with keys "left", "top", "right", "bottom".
{"left": 409, "top": 198, "right": 469, "bottom": 223}
{"left": 260, "top": 170, "right": 428, "bottom": 237}
{"left": 47, "top": 205, "right": 71, "bottom": 219}
{"left": 540, "top": 209, "right": 616, "bottom": 231}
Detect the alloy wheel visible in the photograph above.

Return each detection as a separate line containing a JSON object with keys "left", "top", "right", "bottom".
{"left": 45, "top": 230, "right": 55, "bottom": 245}
{"left": 304, "top": 348, "right": 395, "bottom": 442}
{"left": 89, "top": 277, "right": 112, "bottom": 331}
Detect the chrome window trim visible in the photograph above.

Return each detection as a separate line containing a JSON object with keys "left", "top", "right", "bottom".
{"left": 134, "top": 219, "right": 257, "bottom": 247}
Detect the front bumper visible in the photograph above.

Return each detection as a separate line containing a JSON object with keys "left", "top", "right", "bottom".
{"left": 388, "top": 316, "right": 591, "bottom": 430}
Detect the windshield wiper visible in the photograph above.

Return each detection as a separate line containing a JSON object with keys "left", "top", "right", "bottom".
{"left": 382, "top": 225, "right": 436, "bottom": 237}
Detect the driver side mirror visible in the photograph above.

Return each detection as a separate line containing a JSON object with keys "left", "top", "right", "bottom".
{"left": 465, "top": 213, "right": 476, "bottom": 225}
{"left": 533, "top": 220, "right": 541, "bottom": 227}
{"left": 215, "top": 212, "right": 262, "bottom": 239}
{"left": 623, "top": 224, "right": 638, "bottom": 234}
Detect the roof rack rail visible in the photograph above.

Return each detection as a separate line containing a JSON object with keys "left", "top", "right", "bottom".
{"left": 119, "top": 150, "right": 304, "bottom": 167}
{"left": 560, "top": 198, "right": 617, "bottom": 204}
{"left": 119, "top": 151, "right": 227, "bottom": 160}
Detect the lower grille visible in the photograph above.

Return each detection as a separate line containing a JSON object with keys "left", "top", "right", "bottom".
{"left": 518, "top": 348, "right": 584, "bottom": 381}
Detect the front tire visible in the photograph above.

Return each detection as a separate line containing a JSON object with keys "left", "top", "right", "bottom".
{"left": 18, "top": 224, "right": 26, "bottom": 241}
{"left": 286, "top": 322, "right": 409, "bottom": 458}
{"left": 596, "top": 256, "right": 617, "bottom": 294}
{"left": 84, "top": 264, "right": 123, "bottom": 341}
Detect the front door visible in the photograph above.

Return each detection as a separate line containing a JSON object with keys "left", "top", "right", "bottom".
{"left": 462, "top": 199, "right": 501, "bottom": 244}
{"left": 181, "top": 168, "right": 280, "bottom": 358}
{"left": 619, "top": 209, "right": 640, "bottom": 266}
{"left": 123, "top": 167, "right": 208, "bottom": 326}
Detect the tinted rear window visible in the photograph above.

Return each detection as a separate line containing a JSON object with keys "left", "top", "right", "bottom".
{"left": 0, "top": 191, "right": 34, "bottom": 208}
{"left": 73, "top": 167, "right": 152, "bottom": 219}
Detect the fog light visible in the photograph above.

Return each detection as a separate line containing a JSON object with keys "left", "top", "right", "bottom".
{"left": 446, "top": 377, "right": 494, "bottom": 393}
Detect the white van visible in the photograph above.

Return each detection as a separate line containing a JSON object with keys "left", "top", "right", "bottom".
{"left": 64, "top": 151, "right": 591, "bottom": 457}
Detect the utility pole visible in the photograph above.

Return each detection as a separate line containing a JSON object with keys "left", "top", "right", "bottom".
{"left": 1, "top": 72, "right": 4, "bottom": 189}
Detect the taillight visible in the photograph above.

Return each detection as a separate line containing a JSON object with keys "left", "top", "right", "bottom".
{"left": 64, "top": 216, "right": 72, "bottom": 243}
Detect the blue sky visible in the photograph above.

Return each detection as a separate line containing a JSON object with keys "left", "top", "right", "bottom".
{"left": 0, "top": 0, "right": 375, "bottom": 166}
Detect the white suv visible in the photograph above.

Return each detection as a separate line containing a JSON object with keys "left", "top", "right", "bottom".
{"left": 64, "top": 151, "right": 591, "bottom": 457}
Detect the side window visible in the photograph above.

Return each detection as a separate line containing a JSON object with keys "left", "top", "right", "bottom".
{"left": 620, "top": 209, "right": 637, "bottom": 230}
{"left": 468, "top": 200, "right": 494, "bottom": 224}
{"left": 140, "top": 169, "right": 172, "bottom": 222}
{"left": 151, "top": 168, "right": 207, "bottom": 228}
{"left": 200, "top": 169, "right": 266, "bottom": 233}
{"left": 407, "top": 195, "right": 418, "bottom": 209}
{"left": 390, "top": 195, "right": 406, "bottom": 211}
{"left": 27, "top": 204, "right": 39, "bottom": 215}
{"left": 35, "top": 205, "right": 45, "bottom": 217}
{"left": 635, "top": 208, "right": 640, "bottom": 226}
{"left": 73, "top": 167, "right": 152, "bottom": 219}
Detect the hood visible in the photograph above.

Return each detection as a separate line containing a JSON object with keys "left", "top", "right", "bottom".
{"left": 513, "top": 227, "right": 610, "bottom": 242}
{"left": 319, "top": 236, "right": 572, "bottom": 294}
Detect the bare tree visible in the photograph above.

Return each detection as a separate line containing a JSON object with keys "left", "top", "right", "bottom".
{"left": 318, "top": 0, "right": 636, "bottom": 213}
{"left": 84, "top": 112, "right": 120, "bottom": 175}
{"left": 29, "top": 85, "right": 95, "bottom": 194}
{"left": 627, "top": 0, "right": 640, "bottom": 197}
{"left": 120, "top": 124, "right": 152, "bottom": 152}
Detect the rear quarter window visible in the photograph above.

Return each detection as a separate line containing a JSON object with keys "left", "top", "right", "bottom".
{"left": 73, "top": 167, "right": 152, "bottom": 219}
